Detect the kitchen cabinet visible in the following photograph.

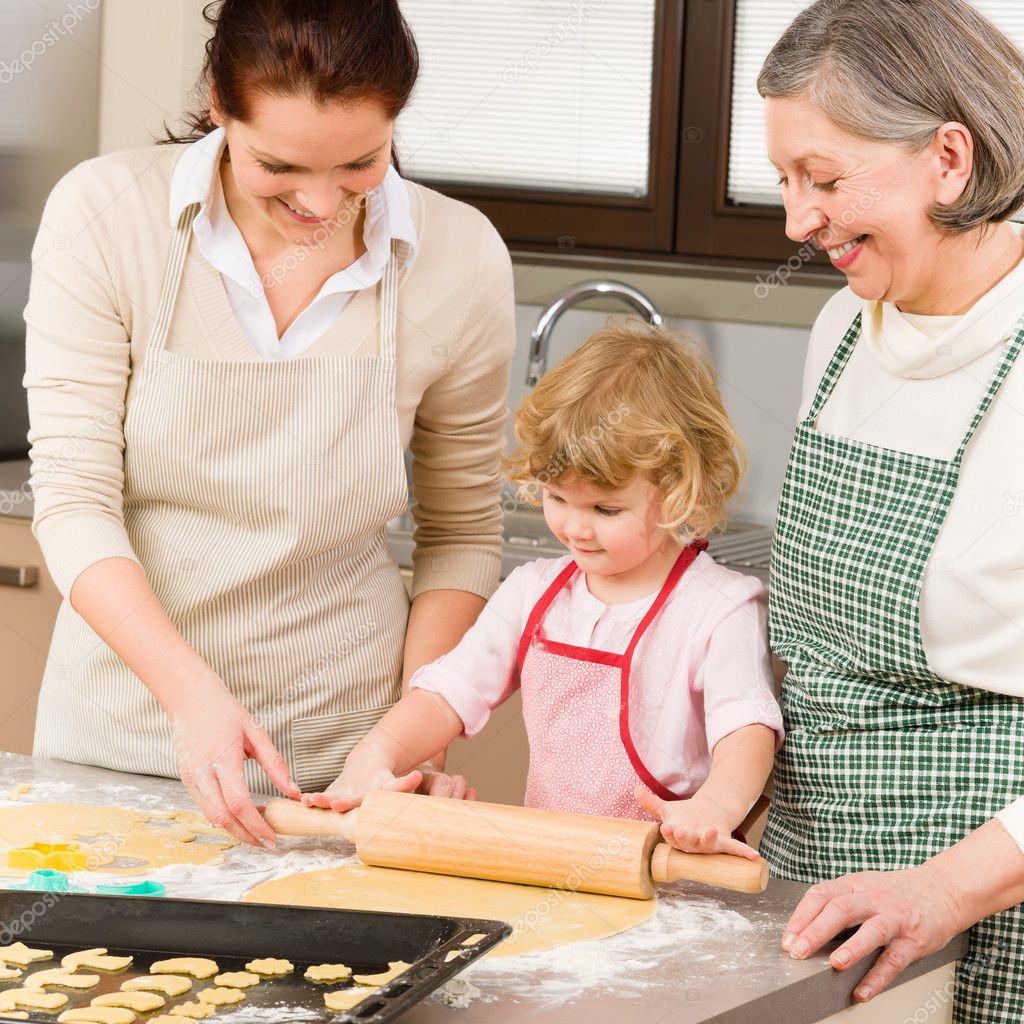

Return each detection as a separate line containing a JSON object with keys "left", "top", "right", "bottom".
{"left": 0, "top": 516, "right": 59, "bottom": 754}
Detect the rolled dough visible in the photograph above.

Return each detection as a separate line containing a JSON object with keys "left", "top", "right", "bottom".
{"left": 244, "top": 864, "right": 655, "bottom": 958}
{"left": 0, "top": 805, "right": 234, "bottom": 874}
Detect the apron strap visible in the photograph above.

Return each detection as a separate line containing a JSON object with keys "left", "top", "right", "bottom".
{"left": 803, "top": 311, "right": 863, "bottom": 426}
{"left": 516, "top": 559, "right": 579, "bottom": 674}
{"left": 378, "top": 239, "right": 400, "bottom": 364}
{"left": 952, "top": 316, "right": 1024, "bottom": 466}
{"left": 147, "top": 202, "right": 201, "bottom": 355}
{"left": 620, "top": 539, "right": 707, "bottom": 801}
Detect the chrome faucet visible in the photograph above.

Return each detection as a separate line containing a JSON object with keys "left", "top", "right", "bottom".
{"left": 526, "top": 280, "right": 664, "bottom": 386}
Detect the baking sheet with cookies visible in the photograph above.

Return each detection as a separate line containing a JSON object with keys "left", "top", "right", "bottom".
{"left": 0, "top": 890, "right": 510, "bottom": 1023}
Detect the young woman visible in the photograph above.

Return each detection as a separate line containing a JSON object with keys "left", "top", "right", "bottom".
{"left": 23, "top": 0, "right": 515, "bottom": 847}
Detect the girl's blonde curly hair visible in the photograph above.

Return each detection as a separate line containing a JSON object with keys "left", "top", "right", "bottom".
{"left": 504, "top": 317, "right": 746, "bottom": 539}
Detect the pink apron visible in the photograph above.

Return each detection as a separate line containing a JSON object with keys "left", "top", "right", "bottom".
{"left": 516, "top": 542, "right": 707, "bottom": 819}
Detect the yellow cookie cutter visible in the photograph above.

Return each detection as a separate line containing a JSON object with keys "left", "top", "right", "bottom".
{"left": 7, "top": 842, "right": 89, "bottom": 871}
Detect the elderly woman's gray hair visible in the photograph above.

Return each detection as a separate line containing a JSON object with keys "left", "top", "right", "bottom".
{"left": 758, "top": 0, "right": 1024, "bottom": 234}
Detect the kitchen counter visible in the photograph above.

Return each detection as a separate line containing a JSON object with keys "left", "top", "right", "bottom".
{"left": 0, "top": 459, "right": 31, "bottom": 520}
{"left": 0, "top": 753, "right": 966, "bottom": 1024}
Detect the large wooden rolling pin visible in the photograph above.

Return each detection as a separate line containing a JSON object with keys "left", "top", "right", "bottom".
{"left": 264, "top": 791, "right": 769, "bottom": 899}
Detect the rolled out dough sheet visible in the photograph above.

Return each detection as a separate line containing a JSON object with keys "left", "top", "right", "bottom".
{"left": 0, "top": 804, "right": 235, "bottom": 874}
{"left": 244, "top": 864, "right": 655, "bottom": 957}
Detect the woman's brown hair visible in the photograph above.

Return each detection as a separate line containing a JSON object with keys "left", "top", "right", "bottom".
{"left": 158, "top": 0, "right": 419, "bottom": 171}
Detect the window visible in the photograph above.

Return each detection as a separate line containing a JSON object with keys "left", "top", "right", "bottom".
{"left": 397, "top": 0, "right": 682, "bottom": 252}
{"left": 401, "top": 1, "right": 1024, "bottom": 268}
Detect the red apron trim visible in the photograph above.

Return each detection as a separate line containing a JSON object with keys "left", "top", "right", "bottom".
{"left": 517, "top": 540, "right": 708, "bottom": 802}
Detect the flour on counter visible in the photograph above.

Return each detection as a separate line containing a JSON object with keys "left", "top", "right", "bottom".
{"left": 461, "top": 890, "right": 755, "bottom": 1008}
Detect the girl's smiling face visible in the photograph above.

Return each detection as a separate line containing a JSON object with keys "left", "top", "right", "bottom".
{"left": 542, "top": 473, "right": 678, "bottom": 581}
{"left": 765, "top": 95, "right": 976, "bottom": 312}
{"left": 211, "top": 91, "right": 393, "bottom": 246}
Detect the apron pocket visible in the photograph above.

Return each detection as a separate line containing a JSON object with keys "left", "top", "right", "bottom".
{"left": 291, "top": 704, "right": 394, "bottom": 793}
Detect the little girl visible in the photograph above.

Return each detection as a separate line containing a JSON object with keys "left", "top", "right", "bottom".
{"left": 304, "top": 319, "right": 783, "bottom": 858}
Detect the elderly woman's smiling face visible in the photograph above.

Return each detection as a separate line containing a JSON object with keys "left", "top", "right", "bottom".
{"left": 765, "top": 95, "right": 976, "bottom": 311}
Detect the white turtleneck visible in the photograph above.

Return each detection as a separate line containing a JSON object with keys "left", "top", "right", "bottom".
{"left": 797, "top": 220, "right": 1024, "bottom": 850}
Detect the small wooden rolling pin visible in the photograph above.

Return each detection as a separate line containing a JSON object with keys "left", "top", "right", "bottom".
{"left": 264, "top": 791, "right": 769, "bottom": 899}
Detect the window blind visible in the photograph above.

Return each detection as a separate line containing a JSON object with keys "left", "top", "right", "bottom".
{"left": 728, "top": 1, "right": 1024, "bottom": 208}
{"left": 396, "top": 0, "right": 656, "bottom": 197}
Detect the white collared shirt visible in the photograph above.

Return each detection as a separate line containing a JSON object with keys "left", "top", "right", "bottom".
{"left": 167, "top": 127, "right": 417, "bottom": 360}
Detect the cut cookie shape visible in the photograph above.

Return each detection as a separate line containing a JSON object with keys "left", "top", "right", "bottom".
{"left": 352, "top": 961, "right": 411, "bottom": 986}
{"left": 146, "top": 1018, "right": 186, "bottom": 1024}
{"left": 149, "top": 959, "right": 218, "bottom": 980}
{"left": 61, "top": 949, "right": 133, "bottom": 972}
{"left": 244, "top": 958, "right": 292, "bottom": 976}
{"left": 26, "top": 969, "right": 101, "bottom": 990}
{"left": 324, "top": 989, "right": 378, "bottom": 1012}
{"left": 0, "top": 987, "right": 69, "bottom": 1011}
{"left": 0, "top": 963, "right": 23, "bottom": 980}
{"left": 4, "top": 1013, "right": 28, "bottom": 1020}
{"left": 93, "top": 991, "right": 165, "bottom": 1012}
{"left": 121, "top": 976, "right": 192, "bottom": 997}
{"left": 166, "top": 1000, "right": 213, "bottom": 1018}
{"left": 0, "top": 942, "right": 54, "bottom": 966}
{"left": 304, "top": 964, "right": 352, "bottom": 984}
{"left": 195, "top": 987, "right": 244, "bottom": 1006}
{"left": 211, "top": 973, "right": 258, "bottom": 989}
{"left": 58, "top": 1009, "right": 135, "bottom": 1024}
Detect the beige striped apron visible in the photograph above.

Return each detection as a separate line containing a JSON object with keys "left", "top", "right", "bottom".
{"left": 33, "top": 202, "right": 410, "bottom": 794}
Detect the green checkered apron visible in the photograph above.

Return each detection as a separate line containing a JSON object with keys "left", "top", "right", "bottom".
{"left": 761, "top": 311, "right": 1024, "bottom": 1022}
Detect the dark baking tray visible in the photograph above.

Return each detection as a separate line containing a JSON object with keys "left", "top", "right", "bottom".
{"left": 0, "top": 890, "right": 510, "bottom": 1023}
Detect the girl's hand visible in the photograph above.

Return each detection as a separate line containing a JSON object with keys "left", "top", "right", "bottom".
{"left": 169, "top": 680, "right": 299, "bottom": 848}
{"left": 781, "top": 865, "right": 963, "bottom": 1002}
{"left": 302, "top": 764, "right": 478, "bottom": 812}
{"left": 634, "top": 785, "right": 761, "bottom": 860}
{"left": 301, "top": 764, "right": 425, "bottom": 813}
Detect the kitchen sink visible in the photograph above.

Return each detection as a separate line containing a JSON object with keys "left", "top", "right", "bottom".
{"left": 387, "top": 505, "right": 771, "bottom": 584}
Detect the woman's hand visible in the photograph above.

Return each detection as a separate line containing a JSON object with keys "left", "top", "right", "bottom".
{"left": 634, "top": 786, "right": 760, "bottom": 859}
{"left": 169, "top": 679, "right": 299, "bottom": 847}
{"left": 782, "top": 866, "right": 963, "bottom": 1002}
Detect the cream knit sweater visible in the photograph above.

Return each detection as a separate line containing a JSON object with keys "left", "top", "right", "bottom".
{"left": 23, "top": 144, "right": 516, "bottom": 600}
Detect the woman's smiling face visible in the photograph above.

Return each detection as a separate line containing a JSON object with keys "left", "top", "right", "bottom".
{"left": 211, "top": 91, "right": 393, "bottom": 246}
{"left": 765, "top": 94, "right": 973, "bottom": 309}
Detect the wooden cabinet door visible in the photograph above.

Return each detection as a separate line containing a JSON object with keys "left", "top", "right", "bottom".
{"left": 0, "top": 518, "right": 61, "bottom": 754}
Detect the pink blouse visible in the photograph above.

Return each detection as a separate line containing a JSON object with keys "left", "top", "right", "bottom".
{"left": 410, "top": 551, "right": 784, "bottom": 798}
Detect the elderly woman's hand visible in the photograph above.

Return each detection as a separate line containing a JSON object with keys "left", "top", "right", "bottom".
{"left": 781, "top": 864, "right": 964, "bottom": 1002}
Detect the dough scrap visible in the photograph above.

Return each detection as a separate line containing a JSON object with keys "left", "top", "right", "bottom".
{"left": 150, "top": 959, "right": 218, "bottom": 980}
{"left": 0, "top": 987, "right": 69, "bottom": 1011}
{"left": 0, "top": 804, "right": 235, "bottom": 875}
{"left": 324, "top": 989, "right": 378, "bottom": 1012}
{"left": 26, "top": 968, "right": 101, "bottom": 989}
{"left": 0, "top": 942, "right": 54, "bottom": 966}
{"left": 195, "top": 988, "right": 244, "bottom": 1006}
{"left": 148, "top": 1018, "right": 187, "bottom": 1024}
{"left": 443, "top": 951, "right": 461, "bottom": 963}
{"left": 93, "top": 991, "right": 165, "bottom": 1012}
{"left": 303, "top": 964, "right": 351, "bottom": 984}
{"left": 121, "top": 976, "right": 192, "bottom": 997}
{"left": 166, "top": 1000, "right": 213, "bottom": 1019}
{"left": 244, "top": 863, "right": 656, "bottom": 958}
{"left": 352, "top": 961, "right": 410, "bottom": 986}
{"left": 58, "top": 1009, "right": 135, "bottom": 1024}
{"left": 0, "top": 963, "right": 23, "bottom": 979}
{"left": 211, "top": 972, "right": 258, "bottom": 988}
{"left": 61, "top": 949, "right": 133, "bottom": 972}
{"left": 244, "top": 958, "right": 292, "bottom": 976}
{"left": 5, "top": 784, "right": 32, "bottom": 800}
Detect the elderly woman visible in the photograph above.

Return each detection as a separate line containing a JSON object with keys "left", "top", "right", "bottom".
{"left": 758, "top": 1, "right": 1024, "bottom": 1019}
